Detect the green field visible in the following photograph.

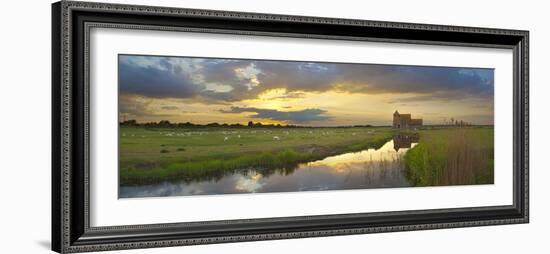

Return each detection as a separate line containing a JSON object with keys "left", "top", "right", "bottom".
{"left": 404, "top": 127, "right": 494, "bottom": 186}
{"left": 119, "top": 126, "right": 395, "bottom": 185}
{"left": 119, "top": 126, "right": 494, "bottom": 187}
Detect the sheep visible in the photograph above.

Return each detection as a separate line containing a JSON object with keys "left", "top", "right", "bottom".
{"left": 237, "top": 135, "right": 241, "bottom": 139}
{"left": 224, "top": 136, "right": 229, "bottom": 142}
{"left": 273, "top": 136, "right": 280, "bottom": 141}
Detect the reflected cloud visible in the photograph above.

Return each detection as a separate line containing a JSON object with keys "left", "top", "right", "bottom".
{"left": 307, "top": 140, "right": 415, "bottom": 168}
{"left": 120, "top": 137, "right": 417, "bottom": 198}
{"left": 234, "top": 173, "right": 265, "bottom": 193}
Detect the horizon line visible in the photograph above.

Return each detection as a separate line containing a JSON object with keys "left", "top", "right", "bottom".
{"left": 119, "top": 120, "right": 494, "bottom": 128}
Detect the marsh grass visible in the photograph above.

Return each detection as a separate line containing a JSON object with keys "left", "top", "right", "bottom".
{"left": 404, "top": 127, "right": 494, "bottom": 186}
{"left": 359, "top": 154, "right": 407, "bottom": 186}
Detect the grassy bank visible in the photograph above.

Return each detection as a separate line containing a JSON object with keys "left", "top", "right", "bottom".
{"left": 120, "top": 126, "right": 394, "bottom": 185}
{"left": 404, "top": 127, "right": 494, "bottom": 186}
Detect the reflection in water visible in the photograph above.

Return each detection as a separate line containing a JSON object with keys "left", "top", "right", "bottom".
{"left": 393, "top": 133, "right": 419, "bottom": 151}
{"left": 120, "top": 138, "right": 418, "bottom": 198}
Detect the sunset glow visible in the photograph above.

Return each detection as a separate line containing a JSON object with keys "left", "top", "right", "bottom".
{"left": 119, "top": 55, "right": 494, "bottom": 126}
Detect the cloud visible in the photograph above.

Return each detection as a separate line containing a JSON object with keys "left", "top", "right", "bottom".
{"left": 119, "top": 95, "right": 186, "bottom": 120}
{"left": 221, "top": 107, "right": 330, "bottom": 123}
{"left": 119, "top": 55, "right": 204, "bottom": 99}
{"left": 118, "top": 55, "right": 494, "bottom": 104}
{"left": 119, "top": 95, "right": 151, "bottom": 117}
{"left": 160, "top": 105, "right": 179, "bottom": 110}
{"left": 252, "top": 62, "right": 493, "bottom": 101}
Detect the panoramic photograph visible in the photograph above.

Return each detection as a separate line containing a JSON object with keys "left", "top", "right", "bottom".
{"left": 118, "top": 54, "right": 494, "bottom": 198}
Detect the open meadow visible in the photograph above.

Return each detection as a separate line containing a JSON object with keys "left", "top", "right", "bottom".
{"left": 119, "top": 126, "right": 395, "bottom": 185}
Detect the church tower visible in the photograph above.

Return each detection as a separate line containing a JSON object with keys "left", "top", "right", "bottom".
{"left": 393, "top": 110, "right": 400, "bottom": 128}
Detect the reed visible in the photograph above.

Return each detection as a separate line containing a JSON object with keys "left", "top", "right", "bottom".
{"left": 404, "top": 127, "right": 494, "bottom": 186}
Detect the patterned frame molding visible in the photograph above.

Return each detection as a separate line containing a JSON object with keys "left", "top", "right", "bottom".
{"left": 52, "top": 1, "right": 529, "bottom": 253}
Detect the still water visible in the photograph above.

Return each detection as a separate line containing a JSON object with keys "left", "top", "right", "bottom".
{"left": 120, "top": 137, "right": 418, "bottom": 198}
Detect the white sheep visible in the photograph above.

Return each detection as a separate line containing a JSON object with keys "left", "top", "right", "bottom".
{"left": 224, "top": 136, "right": 229, "bottom": 141}
{"left": 273, "top": 136, "right": 280, "bottom": 141}
{"left": 237, "top": 135, "right": 241, "bottom": 139}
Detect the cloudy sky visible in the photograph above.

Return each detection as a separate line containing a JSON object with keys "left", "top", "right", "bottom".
{"left": 118, "top": 54, "right": 494, "bottom": 126}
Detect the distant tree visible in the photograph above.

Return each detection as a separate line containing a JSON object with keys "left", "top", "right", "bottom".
{"left": 206, "top": 122, "right": 220, "bottom": 127}
{"left": 121, "top": 119, "right": 137, "bottom": 126}
{"left": 248, "top": 121, "right": 254, "bottom": 127}
{"left": 177, "top": 122, "right": 195, "bottom": 128}
{"left": 253, "top": 122, "right": 263, "bottom": 128}
{"left": 159, "top": 120, "right": 171, "bottom": 127}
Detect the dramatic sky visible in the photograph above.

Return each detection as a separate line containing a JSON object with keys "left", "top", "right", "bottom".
{"left": 118, "top": 55, "right": 494, "bottom": 126}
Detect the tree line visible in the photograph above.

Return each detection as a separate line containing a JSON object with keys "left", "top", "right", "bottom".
{"left": 120, "top": 120, "right": 373, "bottom": 129}
{"left": 443, "top": 117, "right": 473, "bottom": 127}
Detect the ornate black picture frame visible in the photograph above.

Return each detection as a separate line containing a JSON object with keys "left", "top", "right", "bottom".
{"left": 52, "top": 1, "right": 529, "bottom": 253}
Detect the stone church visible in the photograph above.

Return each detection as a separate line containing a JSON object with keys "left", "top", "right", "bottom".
{"left": 393, "top": 110, "right": 423, "bottom": 129}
